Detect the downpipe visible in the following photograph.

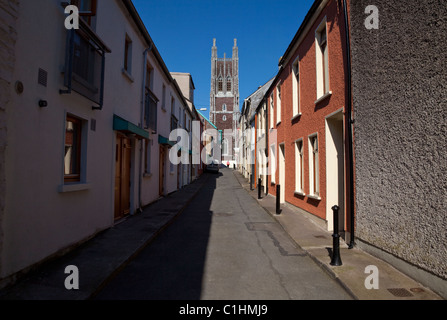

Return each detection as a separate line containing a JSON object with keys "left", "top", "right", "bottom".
{"left": 342, "top": 0, "right": 355, "bottom": 249}
{"left": 138, "top": 44, "right": 153, "bottom": 213}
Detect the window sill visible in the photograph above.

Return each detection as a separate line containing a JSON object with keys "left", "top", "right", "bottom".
{"left": 59, "top": 183, "right": 91, "bottom": 193}
{"left": 122, "top": 68, "right": 135, "bottom": 83}
{"left": 307, "top": 194, "right": 321, "bottom": 201}
{"left": 294, "top": 190, "right": 306, "bottom": 196}
{"left": 291, "top": 113, "right": 302, "bottom": 121}
{"left": 314, "top": 91, "right": 332, "bottom": 105}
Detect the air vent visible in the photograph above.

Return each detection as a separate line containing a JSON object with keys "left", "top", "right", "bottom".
{"left": 38, "top": 68, "right": 48, "bottom": 87}
{"left": 387, "top": 288, "right": 413, "bottom": 297}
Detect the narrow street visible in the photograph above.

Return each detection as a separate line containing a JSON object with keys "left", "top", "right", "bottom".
{"left": 93, "top": 168, "right": 352, "bottom": 300}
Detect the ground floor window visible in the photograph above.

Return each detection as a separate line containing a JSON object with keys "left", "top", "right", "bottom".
{"left": 309, "top": 134, "right": 319, "bottom": 196}
{"left": 295, "top": 139, "right": 304, "bottom": 193}
{"left": 64, "top": 114, "right": 83, "bottom": 183}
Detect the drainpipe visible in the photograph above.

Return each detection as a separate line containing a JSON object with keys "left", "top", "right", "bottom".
{"left": 138, "top": 43, "right": 153, "bottom": 213}
{"left": 342, "top": 0, "right": 355, "bottom": 249}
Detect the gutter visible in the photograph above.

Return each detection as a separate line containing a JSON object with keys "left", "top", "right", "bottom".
{"left": 342, "top": 0, "right": 355, "bottom": 249}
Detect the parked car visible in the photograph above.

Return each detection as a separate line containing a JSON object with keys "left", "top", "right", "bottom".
{"left": 206, "top": 160, "right": 220, "bottom": 173}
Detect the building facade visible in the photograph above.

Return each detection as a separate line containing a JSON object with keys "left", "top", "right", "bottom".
{"left": 210, "top": 38, "right": 240, "bottom": 164}
{"left": 265, "top": 0, "right": 353, "bottom": 236}
{"left": 350, "top": 0, "right": 447, "bottom": 298}
{"left": 0, "top": 0, "right": 200, "bottom": 288}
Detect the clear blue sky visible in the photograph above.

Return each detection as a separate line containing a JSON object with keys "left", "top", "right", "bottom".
{"left": 132, "top": 0, "right": 315, "bottom": 120}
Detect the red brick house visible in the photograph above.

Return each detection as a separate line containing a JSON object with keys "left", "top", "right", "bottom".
{"left": 266, "top": 0, "right": 354, "bottom": 238}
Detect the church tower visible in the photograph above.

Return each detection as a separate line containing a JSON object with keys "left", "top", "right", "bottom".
{"left": 210, "top": 38, "right": 240, "bottom": 161}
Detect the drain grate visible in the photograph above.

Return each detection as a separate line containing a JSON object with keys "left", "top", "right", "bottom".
{"left": 387, "top": 288, "right": 413, "bottom": 297}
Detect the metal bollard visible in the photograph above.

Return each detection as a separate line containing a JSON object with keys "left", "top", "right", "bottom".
{"left": 330, "top": 205, "right": 343, "bottom": 266}
{"left": 258, "top": 178, "right": 262, "bottom": 199}
{"left": 250, "top": 174, "right": 253, "bottom": 191}
{"left": 276, "top": 185, "right": 281, "bottom": 215}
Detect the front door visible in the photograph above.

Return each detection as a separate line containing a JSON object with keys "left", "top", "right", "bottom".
{"left": 114, "top": 134, "right": 131, "bottom": 220}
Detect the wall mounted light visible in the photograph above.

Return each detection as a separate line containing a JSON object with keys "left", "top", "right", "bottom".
{"left": 39, "top": 100, "right": 48, "bottom": 108}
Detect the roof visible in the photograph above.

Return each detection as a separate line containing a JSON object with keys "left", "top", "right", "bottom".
{"left": 242, "top": 77, "right": 275, "bottom": 123}
{"left": 196, "top": 110, "right": 217, "bottom": 130}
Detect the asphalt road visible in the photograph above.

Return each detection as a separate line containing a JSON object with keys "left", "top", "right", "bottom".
{"left": 93, "top": 168, "right": 352, "bottom": 300}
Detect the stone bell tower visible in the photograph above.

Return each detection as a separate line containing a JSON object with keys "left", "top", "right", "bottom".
{"left": 210, "top": 38, "right": 240, "bottom": 161}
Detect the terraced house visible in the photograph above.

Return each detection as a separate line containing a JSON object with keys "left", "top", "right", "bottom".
{"left": 0, "top": 0, "right": 200, "bottom": 287}
{"left": 262, "top": 0, "right": 353, "bottom": 239}
{"left": 240, "top": 0, "right": 446, "bottom": 298}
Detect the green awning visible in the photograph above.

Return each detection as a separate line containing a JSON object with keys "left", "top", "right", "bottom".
{"left": 113, "top": 115, "right": 149, "bottom": 140}
{"left": 158, "top": 135, "right": 176, "bottom": 147}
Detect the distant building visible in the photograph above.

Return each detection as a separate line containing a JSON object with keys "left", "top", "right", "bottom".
{"left": 210, "top": 38, "right": 240, "bottom": 164}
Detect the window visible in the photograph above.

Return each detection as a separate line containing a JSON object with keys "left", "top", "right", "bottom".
{"left": 292, "top": 57, "right": 301, "bottom": 117}
{"left": 145, "top": 139, "right": 152, "bottom": 174}
{"left": 64, "top": 115, "right": 83, "bottom": 183}
{"left": 316, "top": 21, "right": 329, "bottom": 99}
{"left": 145, "top": 88, "right": 158, "bottom": 132}
{"left": 270, "top": 93, "right": 274, "bottom": 129}
{"left": 222, "top": 138, "right": 228, "bottom": 155}
{"left": 226, "top": 77, "right": 232, "bottom": 92}
{"left": 218, "top": 77, "right": 223, "bottom": 92}
{"left": 223, "top": 115, "right": 227, "bottom": 121}
{"left": 71, "top": 0, "right": 97, "bottom": 26}
{"left": 270, "top": 144, "right": 276, "bottom": 184}
{"left": 162, "top": 84, "right": 166, "bottom": 110}
{"left": 222, "top": 104, "right": 227, "bottom": 112}
{"left": 295, "top": 139, "right": 304, "bottom": 194}
{"left": 309, "top": 135, "right": 319, "bottom": 197}
{"left": 276, "top": 83, "right": 281, "bottom": 124}
{"left": 61, "top": 3, "right": 109, "bottom": 109}
{"left": 171, "top": 96, "right": 175, "bottom": 114}
{"left": 124, "top": 35, "right": 133, "bottom": 74}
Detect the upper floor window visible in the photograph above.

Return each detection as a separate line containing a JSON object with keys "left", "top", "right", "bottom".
{"left": 292, "top": 57, "right": 301, "bottom": 117}
{"left": 222, "top": 104, "right": 227, "bottom": 112}
{"left": 144, "top": 88, "right": 158, "bottom": 133}
{"left": 276, "top": 83, "right": 281, "bottom": 124}
{"left": 61, "top": 18, "right": 111, "bottom": 110}
{"left": 71, "top": 0, "right": 97, "bottom": 26}
{"left": 269, "top": 93, "right": 274, "bottom": 129}
{"left": 316, "top": 20, "right": 329, "bottom": 99}
{"left": 124, "top": 35, "right": 133, "bottom": 74}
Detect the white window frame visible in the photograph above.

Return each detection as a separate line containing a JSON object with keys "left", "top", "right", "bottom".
{"left": 270, "top": 144, "right": 276, "bottom": 184}
{"left": 315, "top": 17, "right": 331, "bottom": 102}
{"left": 294, "top": 138, "right": 305, "bottom": 195}
{"left": 308, "top": 133, "right": 320, "bottom": 199}
{"left": 292, "top": 56, "right": 301, "bottom": 118}
{"left": 269, "top": 93, "right": 274, "bottom": 129}
{"left": 276, "top": 83, "right": 281, "bottom": 125}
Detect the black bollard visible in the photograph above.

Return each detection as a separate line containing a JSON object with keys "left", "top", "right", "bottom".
{"left": 250, "top": 174, "right": 253, "bottom": 191}
{"left": 330, "top": 205, "right": 343, "bottom": 266}
{"left": 276, "top": 185, "right": 281, "bottom": 215}
{"left": 258, "top": 178, "right": 262, "bottom": 199}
